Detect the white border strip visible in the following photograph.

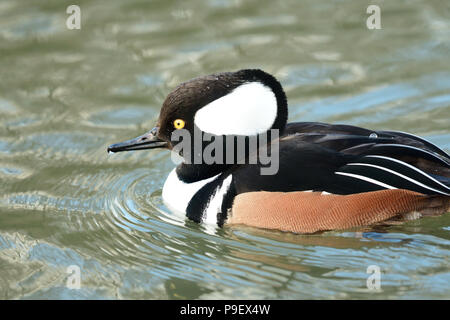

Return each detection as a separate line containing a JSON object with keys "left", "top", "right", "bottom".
{"left": 365, "top": 155, "right": 450, "bottom": 191}
{"left": 335, "top": 171, "right": 396, "bottom": 190}
{"left": 385, "top": 130, "right": 450, "bottom": 157}
{"left": 347, "top": 163, "right": 449, "bottom": 196}
{"left": 372, "top": 143, "right": 450, "bottom": 165}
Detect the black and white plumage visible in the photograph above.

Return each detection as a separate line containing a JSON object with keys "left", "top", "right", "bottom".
{"left": 108, "top": 69, "right": 450, "bottom": 233}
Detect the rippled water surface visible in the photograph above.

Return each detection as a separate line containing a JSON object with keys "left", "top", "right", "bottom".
{"left": 1, "top": 0, "right": 449, "bottom": 299}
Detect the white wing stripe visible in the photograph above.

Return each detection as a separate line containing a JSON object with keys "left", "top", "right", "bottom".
{"left": 372, "top": 143, "right": 450, "bottom": 164}
{"left": 384, "top": 130, "right": 450, "bottom": 157}
{"left": 365, "top": 155, "right": 450, "bottom": 191}
{"left": 335, "top": 172, "right": 397, "bottom": 190}
{"left": 347, "top": 163, "right": 449, "bottom": 196}
{"left": 203, "top": 175, "right": 232, "bottom": 225}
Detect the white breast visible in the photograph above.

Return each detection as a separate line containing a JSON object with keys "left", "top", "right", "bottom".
{"left": 162, "top": 169, "right": 219, "bottom": 215}
{"left": 162, "top": 168, "right": 233, "bottom": 225}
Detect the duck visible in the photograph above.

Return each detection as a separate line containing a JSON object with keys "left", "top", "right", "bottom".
{"left": 108, "top": 69, "right": 450, "bottom": 234}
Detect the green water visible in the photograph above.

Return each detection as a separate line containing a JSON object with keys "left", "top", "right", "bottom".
{"left": 1, "top": 0, "right": 449, "bottom": 299}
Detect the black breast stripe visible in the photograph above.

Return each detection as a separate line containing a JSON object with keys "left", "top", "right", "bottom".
{"left": 186, "top": 173, "right": 234, "bottom": 225}
{"left": 186, "top": 178, "right": 220, "bottom": 223}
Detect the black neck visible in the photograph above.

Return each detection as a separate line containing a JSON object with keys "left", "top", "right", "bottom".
{"left": 175, "top": 131, "right": 282, "bottom": 183}
{"left": 176, "top": 162, "right": 235, "bottom": 183}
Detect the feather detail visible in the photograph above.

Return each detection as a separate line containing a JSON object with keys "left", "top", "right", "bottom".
{"left": 227, "top": 189, "right": 450, "bottom": 234}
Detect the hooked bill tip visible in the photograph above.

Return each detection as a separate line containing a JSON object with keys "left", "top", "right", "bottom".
{"left": 107, "top": 147, "right": 116, "bottom": 154}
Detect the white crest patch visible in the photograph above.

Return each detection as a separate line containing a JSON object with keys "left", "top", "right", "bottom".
{"left": 194, "top": 82, "right": 277, "bottom": 136}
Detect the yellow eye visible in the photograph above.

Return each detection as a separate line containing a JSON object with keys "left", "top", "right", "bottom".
{"left": 173, "top": 119, "right": 185, "bottom": 129}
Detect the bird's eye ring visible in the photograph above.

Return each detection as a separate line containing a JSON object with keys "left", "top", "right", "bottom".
{"left": 173, "top": 119, "right": 185, "bottom": 129}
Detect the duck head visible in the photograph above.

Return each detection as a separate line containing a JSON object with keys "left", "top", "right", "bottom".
{"left": 107, "top": 69, "right": 288, "bottom": 166}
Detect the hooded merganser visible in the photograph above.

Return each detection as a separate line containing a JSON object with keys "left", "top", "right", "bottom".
{"left": 108, "top": 69, "right": 450, "bottom": 234}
